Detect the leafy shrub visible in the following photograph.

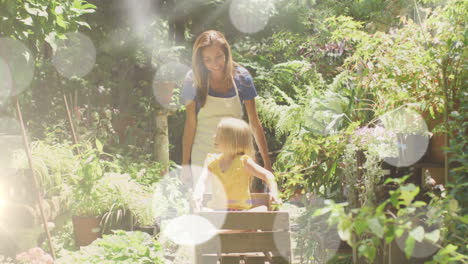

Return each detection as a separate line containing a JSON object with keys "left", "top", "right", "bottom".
{"left": 55, "top": 231, "right": 163, "bottom": 264}
{"left": 12, "top": 140, "right": 78, "bottom": 199}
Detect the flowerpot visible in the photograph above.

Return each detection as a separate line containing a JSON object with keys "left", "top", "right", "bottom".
{"left": 72, "top": 215, "right": 101, "bottom": 247}
{"left": 389, "top": 234, "right": 438, "bottom": 264}
{"left": 423, "top": 113, "right": 446, "bottom": 164}
{"left": 134, "top": 225, "right": 159, "bottom": 236}
{"left": 427, "top": 133, "right": 445, "bottom": 163}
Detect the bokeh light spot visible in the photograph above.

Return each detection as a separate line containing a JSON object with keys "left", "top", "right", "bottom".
{"left": 52, "top": 32, "right": 96, "bottom": 78}
{"left": 380, "top": 108, "right": 429, "bottom": 167}
{"left": 152, "top": 62, "right": 190, "bottom": 111}
{"left": 229, "top": 0, "right": 276, "bottom": 34}
{"left": 0, "top": 38, "right": 35, "bottom": 96}
{"left": 162, "top": 214, "right": 218, "bottom": 246}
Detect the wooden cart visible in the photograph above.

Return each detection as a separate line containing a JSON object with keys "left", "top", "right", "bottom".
{"left": 194, "top": 193, "right": 292, "bottom": 264}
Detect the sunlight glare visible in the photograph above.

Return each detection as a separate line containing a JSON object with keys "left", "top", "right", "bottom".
{"left": 380, "top": 108, "right": 429, "bottom": 167}
{"left": 52, "top": 32, "right": 96, "bottom": 78}
{"left": 229, "top": 0, "right": 276, "bottom": 34}
{"left": 0, "top": 38, "right": 35, "bottom": 96}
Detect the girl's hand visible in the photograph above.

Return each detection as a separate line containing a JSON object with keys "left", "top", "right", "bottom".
{"left": 192, "top": 193, "right": 203, "bottom": 212}
{"left": 270, "top": 192, "right": 283, "bottom": 206}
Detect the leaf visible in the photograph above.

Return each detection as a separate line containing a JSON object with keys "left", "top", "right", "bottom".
{"left": 54, "top": 6, "right": 64, "bottom": 15}
{"left": 81, "top": 3, "right": 97, "bottom": 9}
{"left": 358, "top": 243, "right": 376, "bottom": 261}
{"left": 429, "top": 105, "right": 435, "bottom": 118}
{"left": 425, "top": 229, "right": 440, "bottom": 244}
{"left": 409, "top": 226, "right": 425, "bottom": 243}
{"left": 76, "top": 21, "right": 91, "bottom": 29}
{"left": 338, "top": 227, "right": 351, "bottom": 241}
{"left": 367, "top": 218, "right": 384, "bottom": 238}
{"left": 395, "top": 227, "right": 405, "bottom": 238}
{"left": 325, "top": 113, "right": 345, "bottom": 134}
{"left": 56, "top": 15, "right": 68, "bottom": 29}
{"left": 399, "top": 184, "right": 419, "bottom": 206}
{"left": 45, "top": 32, "right": 57, "bottom": 52}
{"left": 96, "top": 139, "right": 103, "bottom": 152}
{"left": 412, "top": 201, "right": 427, "bottom": 207}
{"left": 448, "top": 199, "right": 459, "bottom": 212}
{"left": 312, "top": 207, "right": 331, "bottom": 217}
{"left": 405, "top": 236, "right": 416, "bottom": 259}
{"left": 354, "top": 219, "right": 368, "bottom": 235}
{"left": 20, "top": 16, "right": 33, "bottom": 26}
{"left": 459, "top": 214, "right": 468, "bottom": 224}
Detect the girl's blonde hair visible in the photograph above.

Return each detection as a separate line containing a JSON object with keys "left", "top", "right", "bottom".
{"left": 216, "top": 117, "right": 255, "bottom": 159}
{"left": 192, "top": 30, "right": 236, "bottom": 108}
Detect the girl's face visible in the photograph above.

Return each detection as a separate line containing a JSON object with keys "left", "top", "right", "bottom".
{"left": 201, "top": 45, "right": 226, "bottom": 75}
{"left": 213, "top": 131, "right": 223, "bottom": 151}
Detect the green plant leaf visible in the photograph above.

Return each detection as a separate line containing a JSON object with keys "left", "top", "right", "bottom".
{"left": 425, "top": 229, "right": 440, "bottom": 244}
{"left": 409, "top": 226, "right": 425, "bottom": 243}
{"left": 354, "top": 219, "right": 368, "bottom": 235}
{"left": 96, "top": 139, "right": 103, "bottom": 152}
{"left": 367, "top": 217, "right": 384, "bottom": 238}
{"left": 395, "top": 227, "right": 405, "bottom": 238}
{"left": 405, "top": 236, "right": 416, "bottom": 259}
{"left": 399, "top": 184, "right": 419, "bottom": 206}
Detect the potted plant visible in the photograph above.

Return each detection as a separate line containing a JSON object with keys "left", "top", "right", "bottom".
{"left": 69, "top": 140, "right": 109, "bottom": 247}
{"left": 100, "top": 173, "right": 156, "bottom": 235}
{"left": 99, "top": 173, "right": 153, "bottom": 235}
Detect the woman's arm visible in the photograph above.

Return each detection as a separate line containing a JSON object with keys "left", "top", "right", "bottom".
{"left": 181, "top": 101, "right": 197, "bottom": 183}
{"left": 244, "top": 99, "right": 272, "bottom": 171}
{"left": 243, "top": 157, "right": 281, "bottom": 204}
{"left": 192, "top": 161, "right": 210, "bottom": 211}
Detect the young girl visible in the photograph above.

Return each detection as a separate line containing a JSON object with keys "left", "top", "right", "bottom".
{"left": 192, "top": 117, "right": 281, "bottom": 211}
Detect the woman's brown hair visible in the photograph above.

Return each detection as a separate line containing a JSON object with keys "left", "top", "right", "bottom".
{"left": 192, "top": 30, "right": 236, "bottom": 108}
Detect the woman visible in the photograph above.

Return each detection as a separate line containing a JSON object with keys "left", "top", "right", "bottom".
{"left": 181, "top": 30, "right": 271, "bottom": 188}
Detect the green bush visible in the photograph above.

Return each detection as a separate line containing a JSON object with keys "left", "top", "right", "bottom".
{"left": 55, "top": 231, "right": 163, "bottom": 264}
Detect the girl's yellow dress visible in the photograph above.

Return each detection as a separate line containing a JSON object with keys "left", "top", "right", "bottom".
{"left": 205, "top": 153, "right": 253, "bottom": 210}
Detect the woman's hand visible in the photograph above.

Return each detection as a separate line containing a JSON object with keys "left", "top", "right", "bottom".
{"left": 182, "top": 101, "right": 197, "bottom": 186}
{"left": 180, "top": 165, "right": 193, "bottom": 188}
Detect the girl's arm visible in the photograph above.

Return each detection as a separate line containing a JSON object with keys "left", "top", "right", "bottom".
{"left": 181, "top": 101, "right": 197, "bottom": 183}
{"left": 244, "top": 99, "right": 272, "bottom": 171}
{"left": 242, "top": 157, "right": 281, "bottom": 204}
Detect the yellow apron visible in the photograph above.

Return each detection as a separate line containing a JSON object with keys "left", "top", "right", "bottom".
{"left": 191, "top": 79, "right": 243, "bottom": 188}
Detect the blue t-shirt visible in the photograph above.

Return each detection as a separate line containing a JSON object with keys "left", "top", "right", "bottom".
{"left": 181, "top": 66, "right": 258, "bottom": 112}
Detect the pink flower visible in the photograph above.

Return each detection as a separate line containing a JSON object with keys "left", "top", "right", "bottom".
{"left": 15, "top": 247, "right": 53, "bottom": 264}
{"left": 28, "top": 247, "right": 44, "bottom": 258}
{"left": 39, "top": 254, "right": 53, "bottom": 264}
{"left": 15, "top": 252, "right": 29, "bottom": 261}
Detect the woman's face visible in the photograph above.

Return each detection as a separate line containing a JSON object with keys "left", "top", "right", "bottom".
{"left": 201, "top": 45, "right": 226, "bottom": 75}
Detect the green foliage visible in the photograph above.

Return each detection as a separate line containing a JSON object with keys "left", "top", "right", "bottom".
{"left": 12, "top": 140, "right": 78, "bottom": 199}
{"left": 55, "top": 231, "right": 163, "bottom": 264}
{"left": 41, "top": 220, "right": 76, "bottom": 257}
{"left": 115, "top": 158, "right": 168, "bottom": 187}
{"left": 0, "top": 0, "right": 95, "bottom": 47}
{"left": 69, "top": 140, "right": 111, "bottom": 216}
{"left": 312, "top": 175, "right": 468, "bottom": 263}
{"left": 100, "top": 173, "right": 154, "bottom": 228}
